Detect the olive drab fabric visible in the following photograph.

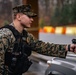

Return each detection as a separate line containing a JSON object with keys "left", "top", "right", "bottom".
{"left": 0, "top": 25, "right": 32, "bottom": 75}
{"left": 0, "top": 25, "right": 67, "bottom": 75}
{"left": 0, "top": 28, "right": 15, "bottom": 75}
{"left": 13, "top": 4, "right": 37, "bottom": 17}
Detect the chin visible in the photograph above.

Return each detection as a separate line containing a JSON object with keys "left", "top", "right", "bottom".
{"left": 27, "top": 25, "right": 31, "bottom": 28}
{"left": 25, "top": 26, "right": 31, "bottom": 28}
{"left": 23, "top": 24, "right": 31, "bottom": 28}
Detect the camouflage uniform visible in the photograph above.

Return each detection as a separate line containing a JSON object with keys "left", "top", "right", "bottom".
{"left": 0, "top": 26, "right": 67, "bottom": 75}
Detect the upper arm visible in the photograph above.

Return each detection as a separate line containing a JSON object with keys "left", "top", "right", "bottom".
{"left": 0, "top": 28, "right": 15, "bottom": 51}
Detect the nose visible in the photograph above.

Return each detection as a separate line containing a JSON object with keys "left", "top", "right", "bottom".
{"left": 30, "top": 18, "right": 34, "bottom": 21}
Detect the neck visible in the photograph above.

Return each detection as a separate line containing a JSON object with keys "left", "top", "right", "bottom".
{"left": 12, "top": 20, "right": 24, "bottom": 33}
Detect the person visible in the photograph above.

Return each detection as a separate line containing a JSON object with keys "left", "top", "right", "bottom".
{"left": 0, "top": 4, "right": 76, "bottom": 75}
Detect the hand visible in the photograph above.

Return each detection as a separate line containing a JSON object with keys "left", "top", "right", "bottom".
{"left": 70, "top": 44, "right": 76, "bottom": 53}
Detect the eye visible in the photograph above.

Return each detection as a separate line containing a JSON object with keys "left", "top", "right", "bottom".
{"left": 28, "top": 16, "right": 32, "bottom": 18}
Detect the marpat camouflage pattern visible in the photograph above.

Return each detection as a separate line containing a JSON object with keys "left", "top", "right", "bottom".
{"left": 0, "top": 27, "right": 67, "bottom": 75}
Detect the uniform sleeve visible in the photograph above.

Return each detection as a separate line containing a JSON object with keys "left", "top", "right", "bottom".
{"left": 0, "top": 28, "right": 15, "bottom": 74}
{"left": 27, "top": 33, "right": 67, "bottom": 58}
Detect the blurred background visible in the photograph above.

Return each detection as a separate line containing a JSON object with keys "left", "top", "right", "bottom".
{"left": 0, "top": 0, "right": 76, "bottom": 36}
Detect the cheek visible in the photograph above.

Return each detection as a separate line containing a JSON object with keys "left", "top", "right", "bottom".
{"left": 20, "top": 16, "right": 29, "bottom": 24}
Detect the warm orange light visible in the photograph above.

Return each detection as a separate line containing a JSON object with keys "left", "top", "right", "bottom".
{"left": 43, "top": 26, "right": 55, "bottom": 33}
{"left": 62, "top": 27, "right": 66, "bottom": 34}
{"left": 51, "top": 27, "right": 55, "bottom": 33}
{"left": 39, "top": 28, "right": 44, "bottom": 33}
{"left": 55, "top": 27, "right": 66, "bottom": 34}
{"left": 66, "top": 27, "right": 76, "bottom": 35}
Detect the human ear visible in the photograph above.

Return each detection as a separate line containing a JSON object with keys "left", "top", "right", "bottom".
{"left": 16, "top": 13, "right": 22, "bottom": 21}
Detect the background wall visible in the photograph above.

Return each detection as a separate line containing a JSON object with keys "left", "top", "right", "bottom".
{"left": 23, "top": 0, "right": 39, "bottom": 39}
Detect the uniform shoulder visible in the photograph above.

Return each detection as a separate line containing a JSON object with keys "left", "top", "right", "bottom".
{"left": 0, "top": 28, "right": 15, "bottom": 41}
{"left": 0, "top": 28, "right": 13, "bottom": 36}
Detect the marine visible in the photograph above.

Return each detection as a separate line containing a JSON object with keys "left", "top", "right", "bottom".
{"left": 0, "top": 4, "right": 76, "bottom": 75}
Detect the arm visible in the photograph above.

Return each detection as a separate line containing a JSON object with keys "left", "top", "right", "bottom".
{"left": 26, "top": 33, "right": 67, "bottom": 58}
{"left": 0, "top": 28, "right": 15, "bottom": 51}
{"left": 0, "top": 28, "right": 15, "bottom": 74}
